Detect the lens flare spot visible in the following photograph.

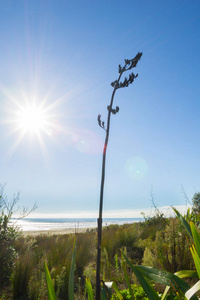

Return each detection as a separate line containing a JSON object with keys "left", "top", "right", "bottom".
{"left": 76, "top": 139, "right": 90, "bottom": 153}
{"left": 126, "top": 156, "right": 148, "bottom": 180}
{"left": 64, "top": 128, "right": 102, "bottom": 154}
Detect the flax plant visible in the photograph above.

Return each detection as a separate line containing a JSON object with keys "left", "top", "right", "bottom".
{"left": 120, "top": 209, "right": 200, "bottom": 300}
{"left": 96, "top": 52, "right": 143, "bottom": 300}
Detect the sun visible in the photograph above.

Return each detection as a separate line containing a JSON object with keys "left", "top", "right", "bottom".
{"left": 3, "top": 91, "right": 62, "bottom": 160}
{"left": 16, "top": 104, "right": 49, "bottom": 135}
{"left": 10, "top": 96, "right": 59, "bottom": 139}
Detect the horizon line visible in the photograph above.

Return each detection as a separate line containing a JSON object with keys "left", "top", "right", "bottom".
{"left": 12, "top": 205, "right": 191, "bottom": 219}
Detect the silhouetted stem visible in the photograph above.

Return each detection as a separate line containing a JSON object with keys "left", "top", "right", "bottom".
{"left": 96, "top": 53, "right": 142, "bottom": 300}
{"left": 96, "top": 72, "right": 122, "bottom": 300}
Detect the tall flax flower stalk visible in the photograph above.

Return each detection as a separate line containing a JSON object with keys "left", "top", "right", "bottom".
{"left": 96, "top": 52, "right": 142, "bottom": 300}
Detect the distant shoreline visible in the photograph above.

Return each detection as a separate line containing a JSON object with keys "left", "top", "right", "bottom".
{"left": 13, "top": 217, "right": 140, "bottom": 235}
{"left": 22, "top": 227, "right": 96, "bottom": 237}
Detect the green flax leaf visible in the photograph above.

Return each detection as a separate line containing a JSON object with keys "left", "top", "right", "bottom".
{"left": 190, "top": 245, "right": 200, "bottom": 279}
{"left": 175, "top": 270, "right": 198, "bottom": 279}
{"left": 85, "top": 278, "right": 94, "bottom": 300}
{"left": 172, "top": 207, "right": 193, "bottom": 240}
{"left": 161, "top": 270, "right": 198, "bottom": 300}
{"left": 44, "top": 261, "right": 57, "bottom": 300}
{"left": 101, "top": 286, "right": 109, "bottom": 300}
{"left": 185, "top": 280, "right": 200, "bottom": 300}
{"left": 190, "top": 222, "right": 200, "bottom": 258}
{"left": 122, "top": 253, "right": 160, "bottom": 300}
{"left": 135, "top": 265, "right": 198, "bottom": 300}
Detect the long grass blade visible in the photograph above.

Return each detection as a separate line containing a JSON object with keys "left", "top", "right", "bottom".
{"left": 122, "top": 263, "right": 134, "bottom": 300}
{"left": 68, "top": 237, "right": 77, "bottom": 300}
{"left": 161, "top": 286, "right": 170, "bottom": 300}
{"left": 112, "top": 282, "right": 123, "bottom": 300}
{"left": 44, "top": 261, "right": 57, "bottom": 300}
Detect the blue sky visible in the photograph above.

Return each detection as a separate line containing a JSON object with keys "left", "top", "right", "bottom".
{"left": 0, "top": 0, "right": 200, "bottom": 218}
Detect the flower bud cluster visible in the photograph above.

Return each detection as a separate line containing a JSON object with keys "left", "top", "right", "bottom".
{"left": 97, "top": 114, "right": 105, "bottom": 130}
{"left": 107, "top": 105, "right": 119, "bottom": 115}
{"left": 111, "top": 72, "right": 138, "bottom": 89}
{"left": 118, "top": 52, "right": 142, "bottom": 74}
{"left": 98, "top": 52, "right": 142, "bottom": 130}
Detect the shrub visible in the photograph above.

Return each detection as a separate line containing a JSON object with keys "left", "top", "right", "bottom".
{"left": 102, "top": 224, "right": 143, "bottom": 263}
{"left": 111, "top": 284, "right": 148, "bottom": 300}
{"left": 0, "top": 188, "right": 21, "bottom": 289}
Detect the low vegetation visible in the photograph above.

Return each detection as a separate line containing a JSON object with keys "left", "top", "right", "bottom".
{"left": 1, "top": 190, "right": 200, "bottom": 299}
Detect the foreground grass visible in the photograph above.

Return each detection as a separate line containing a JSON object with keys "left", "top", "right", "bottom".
{"left": 0, "top": 216, "right": 196, "bottom": 299}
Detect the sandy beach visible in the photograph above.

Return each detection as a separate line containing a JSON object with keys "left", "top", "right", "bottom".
{"left": 22, "top": 227, "right": 96, "bottom": 237}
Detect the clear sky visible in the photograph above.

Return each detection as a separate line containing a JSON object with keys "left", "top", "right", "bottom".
{"left": 0, "top": 0, "right": 200, "bottom": 218}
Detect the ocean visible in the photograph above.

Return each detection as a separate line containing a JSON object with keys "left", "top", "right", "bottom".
{"left": 10, "top": 218, "right": 142, "bottom": 232}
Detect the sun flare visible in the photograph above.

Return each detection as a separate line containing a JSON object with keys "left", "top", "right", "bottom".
{"left": 17, "top": 104, "right": 47, "bottom": 134}
{"left": 3, "top": 91, "right": 62, "bottom": 160}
